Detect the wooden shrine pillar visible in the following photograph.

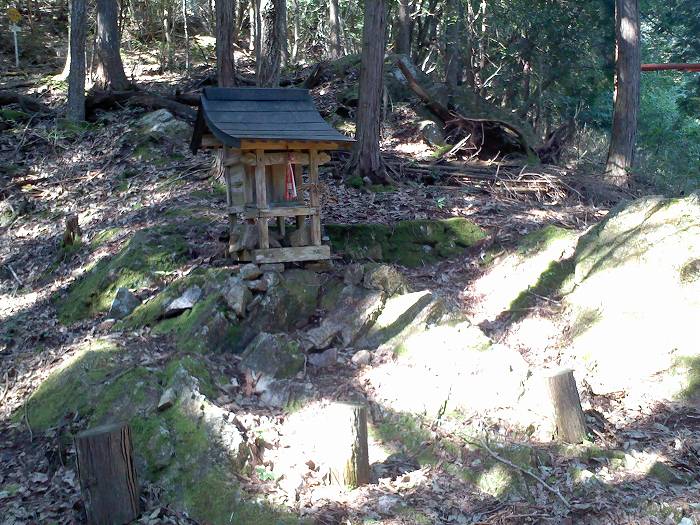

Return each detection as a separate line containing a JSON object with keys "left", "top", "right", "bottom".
{"left": 254, "top": 149, "right": 269, "bottom": 248}
{"left": 309, "top": 149, "right": 322, "bottom": 246}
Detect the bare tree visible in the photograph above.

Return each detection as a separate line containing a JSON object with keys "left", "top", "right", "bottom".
{"left": 329, "top": 0, "right": 342, "bottom": 59}
{"left": 67, "top": 0, "right": 87, "bottom": 120}
{"left": 95, "top": 0, "right": 130, "bottom": 90}
{"left": 605, "top": 0, "right": 640, "bottom": 186}
{"left": 216, "top": 0, "right": 236, "bottom": 87}
{"left": 444, "top": 0, "right": 462, "bottom": 96}
{"left": 395, "top": 0, "right": 411, "bottom": 55}
{"left": 347, "top": 0, "right": 392, "bottom": 185}
{"left": 256, "top": 0, "right": 286, "bottom": 86}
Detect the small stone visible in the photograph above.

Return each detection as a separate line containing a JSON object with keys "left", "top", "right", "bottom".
{"left": 343, "top": 263, "right": 364, "bottom": 285}
{"left": 239, "top": 263, "right": 262, "bottom": 280}
{"left": 289, "top": 224, "right": 310, "bottom": 247}
{"left": 246, "top": 279, "right": 268, "bottom": 292}
{"left": 157, "top": 387, "right": 177, "bottom": 411}
{"left": 246, "top": 294, "right": 263, "bottom": 312}
{"left": 97, "top": 319, "right": 116, "bottom": 332}
{"left": 308, "top": 348, "right": 338, "bottom": 368}
{"left": 165, "top": 285, "right": 202, "bottom": 316}
{"left": 363, "top": 264, "right": 406, "bottom": 295}
{"left": 351, "top": 350, "right": 372, "bottom": 366}
{"left": 109, "top": 287, "right": 141, "bottom": 319}
{"left": 261, "top": 271, "right": 280, "bottom": 289}
{"left": 222, "top": 277, "right": 252, "bottom": 317}
{"left": 260, "top": 263, "right": 285, "bottom": 273}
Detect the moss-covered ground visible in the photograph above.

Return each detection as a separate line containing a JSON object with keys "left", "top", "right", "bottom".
{"left": 327, "top": 217, "right": 486, "bottom": 267}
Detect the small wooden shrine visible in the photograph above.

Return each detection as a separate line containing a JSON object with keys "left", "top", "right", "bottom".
{"left": 191, "top": 87, "right": 354, "bottom": 264}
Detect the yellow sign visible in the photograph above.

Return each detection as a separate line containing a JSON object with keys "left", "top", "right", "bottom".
{"left": 7, "top": 8, "right": 21, "bottom": 24}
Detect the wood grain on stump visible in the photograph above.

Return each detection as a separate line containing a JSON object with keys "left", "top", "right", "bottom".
{"left": 547, "top": 368, "right": 587, "bottom": 444}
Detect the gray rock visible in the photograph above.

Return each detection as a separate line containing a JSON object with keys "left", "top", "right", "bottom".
{"left": 418, "top": 119, "right": 446, "bottom": 146}
{"left": 240, "top": 332, "right": 305, "bottom": 379}
{"left": 221, "top": 277, "right": 252, "bottom": 317}
{"left": 246, "top": 278, "right": 268, "bottom": 292}
{"left": 239, "top": 263, "right": 262, "bottom": 280}
{"left": 230, "top": 223, "right": 258, "bottom": 252}
{"left": 146, "top": 426, "right": 174, "bottom": 469}
{"left": 304, "top": 285, "right": 385, "bottom": 350}
{"left": 260, "top": 263, "right": 285, "bottom": 273}
{"left": 288, "top": 224, "right": 310, "bottom": 247}
{"left": 261, "top": 271, "right": 281, "bottom": 289}
{"left": 308, "top": 348, "right": 338, "bottom": 368}
{"left": 137, "top": 109, "right": 192, "bottom": 141}
{"left": 165, "top": 285, "right": 202, "bottom": 316}
{"left": 351, "top": 350, "right": 372, "bottom": 366}
{"left": 109, "top": 287, "right": 141, "bottom": 319}
{"left": 362, "top": 264, "right": 406, "bottom": 295}
{"left": 157, "top": 387, "right": 177, "bottom": 411}
{"left": 257, "top": 378, "right": 315, "bottom": 408}
{"left": 343, "top": 263, "right": 365, "bottom": 285}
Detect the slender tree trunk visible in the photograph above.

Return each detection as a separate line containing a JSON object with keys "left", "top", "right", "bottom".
{"left": 444, "top": 0, "right": 462, "bottom": 97}
{"left": 67, "top": 0, "right": 87, "bottom": 121}
{"left": 216, "top": 0, "right": 236, "bottom": 87}
{"left": 605, "top": 0, "right": 640, "bottom": 187}
{"left": 95, "top": 0, "right": 130, "bottom": 90}
{"left": 347, "top": 0, "right": 392, "bottom": 185}
{"left": 395, "top": 0, "right": 411, "bottom": 56}
{"left": 256, "top": 0, "right": 286, "bottom": 87}
{"left": 183, "top": 0, "right": 191, "bottom": 72}
{"left": 249, "top": 0, "right": 256, "bottom": 51}
{"left": 291, "top": 0, "right": 299, "bottom": 61}
{"left": 329, "top": 0, "right": 342, "bottom": 59}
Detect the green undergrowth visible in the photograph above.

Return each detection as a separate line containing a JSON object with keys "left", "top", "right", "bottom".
{"left": 327, "top": 217, "right": 486, "bottom": 267}
{"left": 55, "top": 224, "right": 199, "bottom": 324}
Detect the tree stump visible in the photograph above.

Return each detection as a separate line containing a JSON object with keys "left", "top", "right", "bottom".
{"left": 326, "top": 402, "right": 370, "bottom": 488}
{"left": 75, "top": 423, "right": 140, "bottom": 525}
{"left": 547, "top": 368, "right": 587, "bottom": 444}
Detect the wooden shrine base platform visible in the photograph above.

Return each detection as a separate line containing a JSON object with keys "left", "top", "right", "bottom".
{"left": 247, "top": 245, "right": 331, "bottom": 264}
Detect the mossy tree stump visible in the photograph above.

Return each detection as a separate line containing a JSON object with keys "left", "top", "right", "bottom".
{"left": 75, "top": 422, "right": 140, "bottom": 525}
{"left": 547, "top": 368, "right": 587, "bottom": 444}
{"left": 326, "top": 402, "right": 370, "bottom": 488}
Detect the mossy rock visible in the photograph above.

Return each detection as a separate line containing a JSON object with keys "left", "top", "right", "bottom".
{"left": 56, "top": 225, "right": 197, "bottom": 324}
{"left": 327, "top": 218, "right": 486, "bottom": 267}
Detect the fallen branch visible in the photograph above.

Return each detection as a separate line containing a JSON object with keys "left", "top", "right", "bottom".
{"left": 0, "top": 91, "right": 50, "bottom": 113}
{"left": 86, "top": 89, "right": 196, "bottom": 122}
{"left": 466, "top": 438, "right": 570, "bottom": 509}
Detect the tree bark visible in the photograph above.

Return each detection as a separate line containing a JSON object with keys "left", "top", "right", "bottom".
{"left": 605, "top": 0, "right": 640, "bottom": 187}
{"left": 256, "top": 0, "right": 286, "bottom": 87}
{"left": 94, "top": 0, "right": 130, "bottom": 91}
{"left": 395, "top": 0, "right": 411, "bottom": 56}
{"left": 347, "top": 0, "right": 392, "bottom": 185}
{"left": 75, "top": 423, "right": 140, "bottom": 525}
{"left": 547, "top": 369, "right": 587, "bottom": 444}
{"left": 329, "top": 0, "right": 342, "bottom": 60}
{"left": 326, "top": 403, "right": 370, "bottom": 488}
{"left": 216, "top": 0, "right": 236, "bottom": 87}
{"left": 444, "top": 0, "right": 462, "bottom": 97}
{"left": 67, "top": 0, "right": 87, "bottom": 121}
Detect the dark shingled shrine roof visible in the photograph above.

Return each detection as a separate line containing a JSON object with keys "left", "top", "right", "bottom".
{"left": 190, "top": 87, "right": 354, "bottom": 152}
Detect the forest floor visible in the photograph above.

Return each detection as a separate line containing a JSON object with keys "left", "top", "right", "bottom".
{"left": 2, "top": 56, "right": 700, "bottom": 525}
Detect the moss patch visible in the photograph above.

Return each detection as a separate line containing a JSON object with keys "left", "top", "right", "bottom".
{"left": 56, "top": 225, "right": 196, "bottom": 324}
{"left": 327, "top": 218, "right": 486, "bottom": 267}
{"left": 90, "top": 227, "right": 122, "bottom": 248}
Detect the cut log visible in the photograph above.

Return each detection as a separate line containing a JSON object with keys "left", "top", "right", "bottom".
{"left": 0, "top": 91, "right": 50, "bottom": 113}
{"left": 75, "top": 422, "right": 140, "bottom": 525}
{"left": 547, "top": 368, "right": 587, "bottom": 444}
{"left": 325, "top": 402, "right": 370, "bottom": 488}
{"left": 63, "top": 214, "right": 82, "bottom": 246}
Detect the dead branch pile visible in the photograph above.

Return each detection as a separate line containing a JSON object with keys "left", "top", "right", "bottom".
{"left": 330, "top": 150, "right": 628, "bottom": 205}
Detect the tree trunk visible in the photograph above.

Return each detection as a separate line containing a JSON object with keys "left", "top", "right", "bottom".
{"left": 329, "top": 0, "right": 342, "bottom": 60}
{"left": 605, "top": 0, "right": 640, "bottom": 187}
{"left": 94, "top": 0, "right": 130, "bottom": 91}
{"left": 395, "top": 0, "right": 411, "bottom": 56}
{"left": 326, "top": 403, "right": 370, "bottom": 489}
{"left": 216, "top": 0, "right": 236, "bottom": 87}
{"left": 347, "top": 0, "right": 391, "bottom": 185}
{"left": 67, "top": 0, "right": 87, "bottom": 121}
{"left": 249, "top": 0, "right": 256, "bottom": 51}
{"left": 75, "top": 423, "right": 140, "bottom": 525}
{"left": 444, "top": 0, "right": 462, "bottom": 97}
{"left": 547, "top": 369, "right": 588, "bottom": 444}
{"left": 256, "top": 0, "right": 286, "bottom": 87}
{"left": 183, "top": 0, "right": 191, "bottom": 72}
